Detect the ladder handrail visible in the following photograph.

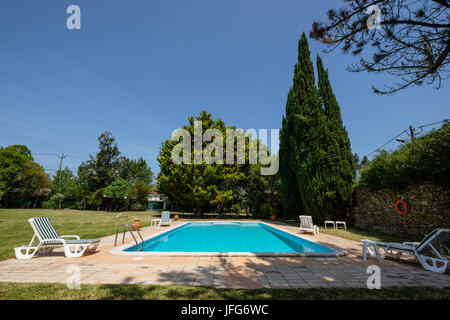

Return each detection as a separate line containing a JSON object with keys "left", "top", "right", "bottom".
{"left": 132, "top": 223, "right": 145, "bottom": 251}
{"left": 114, "top": 223, "right": 144, "bottom": 251}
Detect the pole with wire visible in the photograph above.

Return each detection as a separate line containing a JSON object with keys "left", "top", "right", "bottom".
{"left": 409, "top": 125, "right": 415, "bottom": 140}
{"left": 58, "top": 153, "right": 67, "bottom": 172}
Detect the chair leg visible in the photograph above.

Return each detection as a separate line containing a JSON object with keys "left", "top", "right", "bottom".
{"left": 86, "top": 242, "right": 99, "bottom": 252}
{"left": 15, "top": 244, "right": 41, "bottom": 260}
{"left": 362, "top": 243, "right": 368, "bottom": 261}
{"left": 64, "top": 244, "right": 88, "bottom": 258}
{"left": 417, "top": 255, "right": 449, "bottom": 273}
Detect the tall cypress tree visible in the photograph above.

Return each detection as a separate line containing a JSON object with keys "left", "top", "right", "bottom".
{"left": 279, "top": 88, "right": 303, "bottom": 218}
{"left": 280, "top": 33, "right": 327, "bottom": 220}
{"left": 317, "top": 56, "right": 356, "bottom": 220}
{"left": 280, "top": 34, "right": 356, "bottom": 223}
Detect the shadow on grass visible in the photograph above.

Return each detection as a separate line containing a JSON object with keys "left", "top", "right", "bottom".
{"left": 91, "top": 284, "right": 450, "bottom": 300}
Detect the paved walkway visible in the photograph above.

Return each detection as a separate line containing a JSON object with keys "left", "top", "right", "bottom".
{"left": 0, "top": 220, "right": 449, "bottom": 289}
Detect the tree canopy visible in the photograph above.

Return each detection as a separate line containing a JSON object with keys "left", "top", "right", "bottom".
{"left": 310, "top": 0, "right": 450, "bottom": 94}
{"left": 157, "top": 110, "right": 277, "bottom": 217}
{"left": 0, "top": 145, "right": 50, "bottom": 208}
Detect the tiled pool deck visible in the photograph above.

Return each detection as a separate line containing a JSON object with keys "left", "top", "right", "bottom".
{"left": 0, "top": 220, "right": 448, "bottom": 289}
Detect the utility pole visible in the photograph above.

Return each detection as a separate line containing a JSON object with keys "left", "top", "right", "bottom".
{"left": 409, "top": 125, "right": 415, "bottom": 140}
{"left": 58, "top": 153, "right": 67, "bottom": 172}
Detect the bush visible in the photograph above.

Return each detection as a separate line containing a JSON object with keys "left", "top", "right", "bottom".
{"left": 360, "top": 122, "right": 450, "bottom": 191}
{"left": 254, "top": 204, "right": 272, "bottom": 219}
{"left": 43, "top": 193, "right": 65, "bottom": 210}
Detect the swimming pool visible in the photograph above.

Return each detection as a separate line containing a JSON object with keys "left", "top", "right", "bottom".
{"left": 114, "top": 222, "right": 344, "bottom": 256}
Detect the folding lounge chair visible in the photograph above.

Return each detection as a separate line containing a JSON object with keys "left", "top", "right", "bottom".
{"left": 160, "top": 211, "right": 172, "bottom": 226}
{"left": 299, "top": 215, "right": 319, "bottom": 235}
{"left": 362, "top": 228, "right": 450, "bottom": 273}
{"left": 14, "top": 217, "right": 100, "bottom": 259}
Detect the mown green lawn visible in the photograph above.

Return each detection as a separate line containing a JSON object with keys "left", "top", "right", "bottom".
{"left": 318, "top": 226, "right": 413, "bottom": 243}
{"left": 0, "top": 282, "right": 448, "bottom": 300}
{"left": 0, "top": 208, "right": 160, "bottom": 260}
{"left": 277, "top": 219, "right": 413, "bottom": 243}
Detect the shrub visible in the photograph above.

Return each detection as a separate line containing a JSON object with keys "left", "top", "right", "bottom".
{"left": 254, "top": 204, "right": 272, "bottom": 219}
{"left": 43, "top": 193, "right": 65, "bottom": 210}
{"left": 360, "top": 122, "right": 450, "bottom": 191}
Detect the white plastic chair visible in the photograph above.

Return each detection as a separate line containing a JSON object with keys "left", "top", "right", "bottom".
{"left": 299, "top": 215, "right": 319, "bottom": 235}
{"left": 14, "top": 217, "right": 100, "bottom": 259}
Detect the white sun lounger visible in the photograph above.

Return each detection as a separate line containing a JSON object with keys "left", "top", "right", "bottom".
{"left": 14, "top": 217, "right": 100, "bottom": 259}
{"left": 362, "top": 228, "right": 450, "bottom": 273}
{"left": 299, "top": 215, "right": 319, "bottom": 235}
{"left": 160, "top": 211, "right": 172, "bottom": 226}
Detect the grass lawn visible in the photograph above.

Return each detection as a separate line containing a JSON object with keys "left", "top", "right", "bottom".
{"left": 0, "top": 208, "right": 160, "bottom": 261}
{"left": 277, "top": 219, "right": 413, "bottom": 243}
{"left": 318, "top": 227, "right": 413, "bottom": 243}
{"left": 0, "top": 282, "right": 449, "bottom": 300}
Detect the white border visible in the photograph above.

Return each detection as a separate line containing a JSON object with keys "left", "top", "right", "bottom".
{"left": 109, "top": 221, "right": 347, "bottom": 257}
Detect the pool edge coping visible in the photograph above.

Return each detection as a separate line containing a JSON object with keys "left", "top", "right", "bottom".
{"left": 108, "top": 221, "right": 348, "bottom": 257}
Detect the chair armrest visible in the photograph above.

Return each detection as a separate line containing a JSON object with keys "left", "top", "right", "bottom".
{"left": 60, "top": 235, "right": 80, "bottom": 240}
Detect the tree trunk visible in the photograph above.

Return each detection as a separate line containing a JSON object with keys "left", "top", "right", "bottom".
{"left": 194, "top": 208, "right": 203, "bottom": 218}
{"left": 33, "top": 195, "right": 39, "bottom": 209}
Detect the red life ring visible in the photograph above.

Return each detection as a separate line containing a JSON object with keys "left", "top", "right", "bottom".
{"left": 395, "top": 200, "right": 410, "bottom": 215}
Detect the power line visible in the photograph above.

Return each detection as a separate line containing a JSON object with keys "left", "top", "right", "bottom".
{"left": 32, "top": 152, "right": 89, "bottom": 173}
{"left": 367, "top": 129, "right": 408, "bottom": 157}
{"left": 32, "top": 152, "right": 60, "bottom": 157}
{"left": 65, "top": 154, "right": 89, "bottom": 161}
{"left": 366, "top": 118, "right": 449, "bottom": 158}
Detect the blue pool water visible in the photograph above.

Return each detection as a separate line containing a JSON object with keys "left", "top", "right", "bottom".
{"left": 124, "top": 222, "right": 333, "bottom": 253}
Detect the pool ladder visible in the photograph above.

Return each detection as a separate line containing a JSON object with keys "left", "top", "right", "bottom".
{"left": 114, "top": 223, "right": 144, "bottom": 251}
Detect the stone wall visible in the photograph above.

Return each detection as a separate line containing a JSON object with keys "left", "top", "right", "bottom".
{"left": 352, "top": 183, "right": 450, "bottom": 239}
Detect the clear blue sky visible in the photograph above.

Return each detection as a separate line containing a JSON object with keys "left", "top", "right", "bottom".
{"left": 1, "top": 0, "right": 448, "bottom": 176}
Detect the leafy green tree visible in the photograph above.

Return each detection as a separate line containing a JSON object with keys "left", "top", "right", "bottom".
{"left": 104, "top": 178, "right": 130, "bottom": 211}
{"left": 45, "top": 193, "right": 65, "bottom": 210}
{"left": 240, "top": 163, "right": 279, "bottom": 216}
{"left": 78, "top": 132, "right": 128, "bottom": 192}
{"left": 0, "top": 181, "right": 6, "bottom": 205}
{"left": 128, "top": 181, "right": 152, "bottom": 211}
{"left": 0, "top": 145, "right": 33, "bottom": 207}
{"left": 19, "top": 161, "right": 51, "bottom": 209}
{"left": 0, "top": 145, "right": 50, "bottom": 208}
{"left": 353, "top": 153, "right": 368, "bottom": 180}
{"left": 157, "top": 111, "right": 246, "bottom": 217}
{"left": 78, "top": 132, "right": 129, "bottom": 210}
{"left": 317, "top": 55, "right": 356, "bottom": 220}
{"left": 51, "top": 168, "right": 84, "bottom": 209}
{"left": 126, "top": 157, "right": 154, "bottom": 185}
{"left": 86, "top": 189, "right": 103, "bottom": 211}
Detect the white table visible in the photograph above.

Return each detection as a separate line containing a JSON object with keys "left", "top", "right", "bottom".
{"left": 324, "top": 221, "right": 336, "bottom": 229}
{"left": 150, "top": 219, "right": 161, "bottom": 228}
{"left": 336, "top": 221, "right": 347, "bottom": 230}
